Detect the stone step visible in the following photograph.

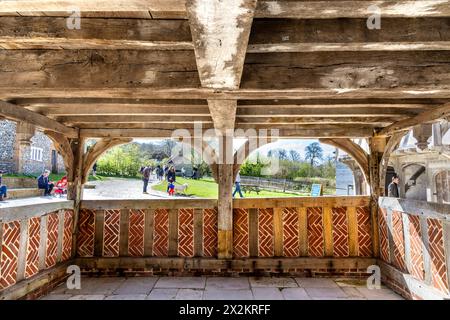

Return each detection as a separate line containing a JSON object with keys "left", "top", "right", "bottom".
{"left": 7, "top": 188, "right": 44, "bottom": 199}
{"left": 2, "top": 177, "right": 37, "bottom": 189}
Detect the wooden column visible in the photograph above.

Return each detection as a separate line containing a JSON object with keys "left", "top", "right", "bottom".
{"left": 217, "top": 135, "right": 234, "bottom": 259}
{"left": 368, "top": 137, "right": 386, "bottom": 258}
{"left": 69, "top": 137, "right": 85, "bottom": 259}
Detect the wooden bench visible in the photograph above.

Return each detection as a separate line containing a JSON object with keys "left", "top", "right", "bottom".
{"left": 241, "top": 184, "right": 261, "bottom": 195}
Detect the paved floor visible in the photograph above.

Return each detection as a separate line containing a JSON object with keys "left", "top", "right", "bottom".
{"left": 41, "top": 276, "right": 403, "bottom": 300}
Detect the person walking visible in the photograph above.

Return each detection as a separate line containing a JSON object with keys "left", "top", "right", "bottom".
{"left": 38, "top": 170, "right": 54, "bottom": 196}
{"left": 388, "top": 174, "right": 400, "bottom": 198}
{"left": 92, "top": 162, "right": 97, "bottom": 176}
{"left": 0, "top": 170, "right": 8, "bottom": 201}
{"left": 233, "top": 172, "right": 244, "bottom": 198}
{"left": 166, "top": 166, "right": 176, "bottom": 192}
{"left": 142, "top": 165, "right": 151, "bottom": 194}
{"left": 181, "top": 167, "right": 186, "bottom": 178}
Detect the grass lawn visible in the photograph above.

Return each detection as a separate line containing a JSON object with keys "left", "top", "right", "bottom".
{"left": 152, "top": 177, "right": 312, "bottom": 198}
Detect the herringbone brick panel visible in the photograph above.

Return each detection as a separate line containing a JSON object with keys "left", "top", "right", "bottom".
{"left": 153, "top": 209, "right": 169, "bottom": 256}
{"left": 77, "top": 209, "right": 95, "bottom": 257}
{"left": 392, "top": 211, "right": 407, "bottom": 272}
{"left": 258, "top": 208, "right": 274, "bottom": 257}
{"left": 233, "top": 208, "right": 249, "bottom": 258}
{"left": 203, "top": 208, "right": 218, "bottom": 257}
{"left": 332, "top": 207, "right": 349, "bottom": 257}
{"left": 62, "top": 210, "right": 74, "bottom": 261}
{"left": 378, "top": 208, "right": 390, "bottom": 263}
{"left": 427, "top": 218, "right": 449, "bottom": 294}
{"left": 408, "top": 215, "right": 425, "bottom": 281}
{"left": 128, "top": 209, "right": 145, "bottom": 256}
{"left": 282, "top": 208, "right": 299, "bottom": 257}
{"left": 45, "top": 213, "right": 59, "bottom": 268}
{"left": 103, "top": 210, "right": 120, "bottom": 257}
{"left": 0, "top": 221, "right": 20, "bottom": 289}
{"left": 307, "top": 207, "right": 324, "bottom": 257}
{"left": 357, "top": 207, "right": 373, "bottom": 257}
{"left": 25, "top": 217, "right": 41, "bottom": 278}
{"left": 178, "top": 208, "right": 194, "bottom": 257}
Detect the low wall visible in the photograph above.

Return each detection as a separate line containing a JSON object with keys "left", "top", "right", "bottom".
{"left": 378, "top": 197, "right": 450, "bottom": 300}
{"left": 0, "top": 200, "right": 74, "bottom": 299}
{"left": 2, "top": 177, "right": 36, "bottom": 188}
{"left": 77, "top": 196, "right": 374, "bottom": 276}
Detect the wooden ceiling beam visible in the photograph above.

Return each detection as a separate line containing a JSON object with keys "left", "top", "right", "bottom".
{"left": 1, "top": 1, "right": 449, "bottom": 19}
{"left": 0, "top": 101, "right": 78, "bottom": 138}
{"left": 378, "top": 102, "right": 450, "bottom": 136}
{"left": 1, "top": 88, "right": 449, "bottom": 100}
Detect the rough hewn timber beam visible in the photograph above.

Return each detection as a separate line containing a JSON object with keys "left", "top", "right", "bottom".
{"left": 0, "top": 100, "right": 78, "bottom": 138}
{"left": 1, "top": 1, "right": 450, "bottom": 19}
{"left": 248, "top": 42, "right": 450, "bottom": 53}
{"left": 378, "top": 102, "right": 450, "bottom": 136}
{"left": 44, "top": 130, "right": 75, "bottom": 178}
{"left": 1, "top": 88, "right": 449, "bottom": 100}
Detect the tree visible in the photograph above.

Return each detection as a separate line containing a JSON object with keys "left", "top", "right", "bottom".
{"left": 277, "top": 149, "right": 288, "bottom": 160}
{"left": 289, "top": 149, "right": 301, "bottom": 162}
{"left": 305, "top": 142, "right": 323, "bottom": 167}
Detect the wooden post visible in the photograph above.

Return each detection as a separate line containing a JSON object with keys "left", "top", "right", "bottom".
{"left": 347, "top": 206, "right": 359, "bottom": 256}
{"left": 119, "top": 209, "right": 130, "bottom": 256}
{"left": 168, "top": 209, "right": 178, "bottom": 257}
{"left": 69, "top": 136, "right": 85, "bottom": 259}
{"left": 144, "top": 209, "right": 154, "bottom": 256}
{"left": 94, "top": 210, "right": 105, "bottom": 257}
{"left": 273, "top": 207, "right": 284, "bottom": 257}
{"left": 56, "top": 210, "right": 65, "bottom": 263}
{"left": 217, "top": 135, "right": 234, "bottom": 259}
{"left": 298, "top": 207, "right": 308, "bottom": 256}
{"left": 16, "top": 219, "right": 29, "bottom": 281}
{"left": 248, "top": 208, "right": 258, "bottom": 257}
{"left": 323, "top": 207, "right": 334, "bottom": 257}
{"left": 193, "top": 209, "right": 203, "bottom": 257}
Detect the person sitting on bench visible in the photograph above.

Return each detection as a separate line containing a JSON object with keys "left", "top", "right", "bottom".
{"left": 0, "top": 170, "right": 8, "bottom": 201}
{"left": 38, "top": 170, "right": 54, "bottom": 196}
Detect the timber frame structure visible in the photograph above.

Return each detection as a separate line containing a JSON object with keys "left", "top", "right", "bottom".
{"left": 1, "top": 0, "right": 450, "bottom": 300}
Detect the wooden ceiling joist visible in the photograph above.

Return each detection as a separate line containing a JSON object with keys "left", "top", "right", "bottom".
{"left": 1, "top": 1, "right": 449, "bottom": 19}
{"left": 0, "top": 101, "right": 78, "bottom": 138}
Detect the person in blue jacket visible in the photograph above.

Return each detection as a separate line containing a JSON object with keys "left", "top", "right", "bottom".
{"left": 0, "top": 170, "right": 8, "bottom": 201}
{"left": 38, "top": 170, "right": 54, "bottom": 196}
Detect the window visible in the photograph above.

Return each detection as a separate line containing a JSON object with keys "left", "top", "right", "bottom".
{"left": 30, "top": 147, "right": 43, "bottom": 162}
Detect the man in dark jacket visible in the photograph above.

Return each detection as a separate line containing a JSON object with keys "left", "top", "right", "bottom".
{"left": 38, "top": 170, "right": 54, "bottom": 196}
{"left": 0, "top": 170, "right": 7, "bottom": 201}
{"left": 142, "top": 165, "right": 151, "bottom": 194}
{"left": 388, "top": 174, "right": 400, "bottom": 198}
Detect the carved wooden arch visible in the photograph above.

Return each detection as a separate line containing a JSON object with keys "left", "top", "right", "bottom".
{"left": 44, "top": 130, "right": 75, "bottom": 179}
{"left": 82, "top": 138, "right": 133, "bottom": 183}
{"left": 319, "top": 138, "right": 370, "bottom": 184}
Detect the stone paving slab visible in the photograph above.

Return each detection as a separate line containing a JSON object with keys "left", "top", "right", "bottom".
{"left": 250, "top": 277, "right": 298, "bottom": 288}
{"left": 206, "top": 277, "right": 250, "bottom": 290}
{"left": 147, "top": 288, "right": 179, "bottom": 300}
{"left": 41, "top": 276, "right": 404, "bottom": 300}
{"left": 252, "top": 288, "right": 284, "bottom": 300}
{"left": 113, "top": 277, "right": 158, "bottom": 295}
{"left": 203, "top": 289, "right": 254, "bottom": 300}
{"left": 155, "top": 277, "right": 206, "bottom": 289}
{"left": 280, "top": 288, "right": 311, "bottom": 300}
{"left": 295, "top": 278, "right": 340, "bottom": 288}
{"left": 104, "top": 294, "right": 147, "bottom": 300}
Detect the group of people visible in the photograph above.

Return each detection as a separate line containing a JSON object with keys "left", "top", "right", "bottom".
{"left": 0, "top": 169, "right": 68, "bottom": 201}
{"left": 140, "top": 164, "right": 177, "bottom": 194}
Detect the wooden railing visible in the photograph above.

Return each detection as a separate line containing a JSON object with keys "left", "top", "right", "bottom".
{"left": 0, "top": 201, "right": 75, "bottom": 295}
{"left": 378, "top": 197, "right": 450, "bottom": 299}
{"left": 77, "top": 196, "right": 373, "bottom": 259}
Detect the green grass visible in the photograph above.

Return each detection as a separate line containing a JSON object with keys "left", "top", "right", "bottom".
{"left": 152, "top": 177, "right": 313, "bottom": 198}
